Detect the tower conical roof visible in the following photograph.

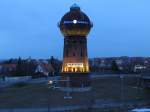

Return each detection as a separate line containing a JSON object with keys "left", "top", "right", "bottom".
{"left": 70, "top": 3, "right": 80, "bottom": 11}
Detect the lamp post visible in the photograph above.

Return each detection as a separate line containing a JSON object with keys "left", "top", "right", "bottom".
{"left": 64, "top": 77, "right": 72, "bottom": 99}
{"left": 120, "top": 75, "right": 124, "bottom": 109}
{"left": 47, "top": 80, "right": 54, "bottom": 112}
{"left": 136, "top": 74, "right": 142, "bottom": 100}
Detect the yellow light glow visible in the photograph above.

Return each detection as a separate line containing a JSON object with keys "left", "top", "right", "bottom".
{"left": 67, "top": 63, "right": 83, "bottom": 67}
{"left": 48, "top": 80, "right": 53, "bottom": 84}
{"left": 62, "top": 67, "right": 89, "bottom": 73}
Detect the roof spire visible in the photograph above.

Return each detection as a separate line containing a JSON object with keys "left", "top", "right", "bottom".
{"left": 70, "top": 3, "right": 80, "bottom": 11}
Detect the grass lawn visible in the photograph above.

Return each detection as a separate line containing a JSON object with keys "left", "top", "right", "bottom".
{"left": 0, "top": 75, "right": 150, "bottom": 111}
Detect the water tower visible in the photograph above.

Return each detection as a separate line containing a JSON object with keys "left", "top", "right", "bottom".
{"left": 58, "top": 4, "right": 93, "bottom": 90}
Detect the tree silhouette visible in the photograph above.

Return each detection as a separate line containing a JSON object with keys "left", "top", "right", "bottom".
{"left": 111, "top": 60, "right": 119, "bottom": 72}
{"left": 15, "top": 57, "right": 24, "bottom": 76}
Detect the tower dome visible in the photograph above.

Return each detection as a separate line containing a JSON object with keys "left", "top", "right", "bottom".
{"left": 59, "top": 4, "right": 93, "bottom": 37}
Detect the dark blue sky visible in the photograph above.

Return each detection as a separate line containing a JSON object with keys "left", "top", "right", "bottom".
{"left": 0, "top": 0, "right": 150, "bottom": 59}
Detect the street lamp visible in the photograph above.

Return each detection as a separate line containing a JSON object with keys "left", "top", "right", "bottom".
{"left": 48, "top": 78, "right": 72, "bottom": 99}
{"left": 48, "top": 80, "right": 53, "bottom": 85}
{"left": 47, "top": 80, "right": 53, "bottom": 112}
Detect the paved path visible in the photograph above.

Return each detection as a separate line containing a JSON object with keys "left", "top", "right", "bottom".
{"left": 0, "top": 100, "right": 149, "bottom": 112}
{"left": 0, "top": 76, "right": 60, "bottom": 88}
{"left": 0, "top": 74, "right": 141, "bottom": 89}
{"left": 0, "top": 77, "right": 46, "bottom": 88}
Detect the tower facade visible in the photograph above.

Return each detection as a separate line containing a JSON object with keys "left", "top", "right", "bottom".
{"left": 58, "top": 4, "right": 92, "bottom": 88}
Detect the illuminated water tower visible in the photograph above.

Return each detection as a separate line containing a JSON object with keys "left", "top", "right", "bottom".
{"left": 58, "top": 4, "right": 93, "bottom": 89}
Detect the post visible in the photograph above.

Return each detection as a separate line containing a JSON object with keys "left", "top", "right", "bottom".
{"left": 120, "top": 75, "right": 124, "bottom": 109}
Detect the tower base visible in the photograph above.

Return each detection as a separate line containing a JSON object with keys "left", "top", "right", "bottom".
{"left": 59, "top": 73, "right": 91, "bottom": 92}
